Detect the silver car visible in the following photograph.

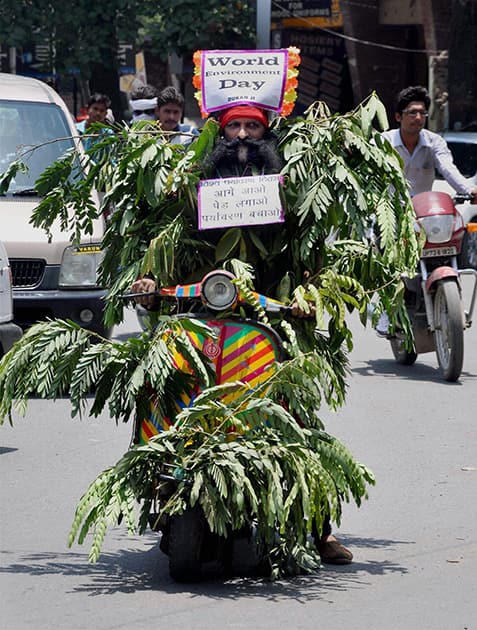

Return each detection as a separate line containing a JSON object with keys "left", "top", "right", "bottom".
{"left": 0, "top": 240, "right": 22, "bottom": 356}
{"left": 0, "top": 73, "right": 110, "bottom": 337}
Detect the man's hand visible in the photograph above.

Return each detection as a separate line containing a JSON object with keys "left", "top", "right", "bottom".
{"left": 291, "top": 301, "right": 316, "bottom": 318}
{"left": 130, "top": 277, "right": 157, "bottom": 307}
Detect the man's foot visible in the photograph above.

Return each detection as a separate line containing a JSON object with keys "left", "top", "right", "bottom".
{"left": 316, "top": 534, "right": 353, "bottom": 565}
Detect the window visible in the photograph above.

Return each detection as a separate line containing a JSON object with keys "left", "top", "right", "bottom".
{"left": 0, "top": 100, "right": 75, "bottom": 193}
{"left": 447, "top": 141, "right": 477, "bottom": 179}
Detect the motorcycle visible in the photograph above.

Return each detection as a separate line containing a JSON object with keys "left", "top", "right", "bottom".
{"left": 386, "top": 190, "right": 477, "bottom": 381}
{"left": 126, "top": 270, "right": 291, "bottom": 581}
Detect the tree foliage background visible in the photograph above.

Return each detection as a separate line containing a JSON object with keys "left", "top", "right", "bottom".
{"left": 0, "top": 1, "right": 255, "bottom": 72}
{"left": 0, "top": 1, "right": 255, "bottom": 116}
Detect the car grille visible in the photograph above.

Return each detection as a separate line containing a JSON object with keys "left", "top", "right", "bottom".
{"left": 11, "top": 259, "right": 46, "bottom": 288}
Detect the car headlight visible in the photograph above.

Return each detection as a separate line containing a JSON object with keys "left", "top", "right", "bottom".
{"left": 59, "top": 244, "right": 104, "bottom": 288}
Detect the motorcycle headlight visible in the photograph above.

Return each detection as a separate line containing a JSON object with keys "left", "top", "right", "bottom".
{"left": 418, "top": 215, "right": 454, "bottom": 243}
{"left": 200, "top": 271, "right": 238, "bottom": 311}
{"left": 59, "top": 244, "right": 104, "bottom": 288}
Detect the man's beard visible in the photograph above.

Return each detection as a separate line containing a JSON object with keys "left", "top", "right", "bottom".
{"left": 206, "top": 136, "right": 282, "bottom": 174}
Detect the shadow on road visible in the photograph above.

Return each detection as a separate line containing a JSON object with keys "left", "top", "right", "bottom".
{"left": 0, "top": 446, "right": 18, "bottom": 454}
{"left": 0, "top": 532, "right": 410, "bottom": 599}
{"left": 352, "top": 358, "right": 475, "bottom": 383}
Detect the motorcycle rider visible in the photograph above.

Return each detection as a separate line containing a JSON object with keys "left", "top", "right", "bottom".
{"left": 131, "top": 104, "right": 353, "bottom": 565}
{"left": 382, "top": 85, "right": 477, "bottom": 199}
{"left": 376, "top": 85, "right": 477, "bottom": 335}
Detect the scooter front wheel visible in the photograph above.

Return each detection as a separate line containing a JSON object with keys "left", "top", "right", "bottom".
{"left": 168, "top": 507, "right": 205, "bottom": 582}
{"left": 390, "top": 334, "right": 417, "bottom": 366}
{"left": 433, "top": 280, "right": 464, "bottom": 382}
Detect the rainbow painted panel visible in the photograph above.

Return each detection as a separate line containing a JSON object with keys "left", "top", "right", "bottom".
{"left": 138, "top": 319, "right": 282, "bottom": 443}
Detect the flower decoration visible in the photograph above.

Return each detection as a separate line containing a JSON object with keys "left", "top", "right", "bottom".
{"left": 280, "top": 47, "right": 301, "bottom": 117}
{"left": 192, "top": 50, "right": 207, "bottom": 117}
{"left": 192, "top": 47, "right": 301, "bottom": 118}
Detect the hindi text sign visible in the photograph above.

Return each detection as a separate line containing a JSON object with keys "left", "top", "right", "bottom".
{"left": 201, "top": 50, "right": 288, "bottom": 113}
{"left": 198, "top": 175, "right": 284, "bottom": 230}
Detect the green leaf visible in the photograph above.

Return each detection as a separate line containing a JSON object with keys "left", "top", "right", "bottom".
{"left": 215, "top": 228, "right": 242, "bottom": 262}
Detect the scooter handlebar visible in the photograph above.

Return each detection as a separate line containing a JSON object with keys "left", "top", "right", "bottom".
{"left": 454, "top": 192, "right": 475, "bottom": 204}
{"left": 121, "top": 291, "right": 160, "bottom": 300}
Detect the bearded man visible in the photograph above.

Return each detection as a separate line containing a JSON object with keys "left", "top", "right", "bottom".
{"left": 205, "top": 105, "right": 283, "bottom": 177}
{"left": 130, "top": 103, "right": 353, "bottom": 565}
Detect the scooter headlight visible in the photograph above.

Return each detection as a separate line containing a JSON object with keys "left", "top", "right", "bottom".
{"left": 418, "top": 215, "right": 454, "bottom": 243}
{"left": 200, "top": 271, "right": 238, "bottom": 311}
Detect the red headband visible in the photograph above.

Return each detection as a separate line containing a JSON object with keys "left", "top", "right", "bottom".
{"left": 218, "top": 106, "right": 269, "bottom": 130}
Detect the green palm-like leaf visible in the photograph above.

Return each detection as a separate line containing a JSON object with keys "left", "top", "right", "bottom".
{"left": 66, "top": 394, "right": 374, "bottom": 573}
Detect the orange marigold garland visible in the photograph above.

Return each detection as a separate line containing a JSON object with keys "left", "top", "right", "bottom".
{"left": 282, "top": 46, "right": 300, "bottom": 116}
{"left": 192, "top": 48, "right": 301, "bottom": 118}
{"left": 192, "top": 50, "right": 207, "bottom": 118}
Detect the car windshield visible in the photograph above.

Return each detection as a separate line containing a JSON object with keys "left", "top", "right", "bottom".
{"left": 447, "top": 141, "right": 477, "bottom": 179}
{"left": 0, "top": 100, "right": 76, "bottom": 194}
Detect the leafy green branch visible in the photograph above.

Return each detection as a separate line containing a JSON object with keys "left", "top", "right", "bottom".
{"left": 67, "top": 387, "right": 374, "bottom": 576}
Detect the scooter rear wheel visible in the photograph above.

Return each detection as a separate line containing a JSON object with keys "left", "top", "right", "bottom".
{"left": 433, "top": 280, "right": 464, "bottom": 382}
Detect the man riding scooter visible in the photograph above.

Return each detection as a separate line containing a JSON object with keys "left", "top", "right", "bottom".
{"left": 131, "top": 102, "right": 353, "bottom": 565}
{"left": 377, "top": 85, "right": 477, "bottom": 335}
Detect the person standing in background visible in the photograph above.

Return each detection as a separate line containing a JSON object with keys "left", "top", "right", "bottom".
{"left": 76, "top": 93, "right": 112, "bottom": 152}
{"left": 155, "top": 86, "right": 199, "bottom": 146}
{"left": 129, "top": 84, "right": 159, "bottom": 122}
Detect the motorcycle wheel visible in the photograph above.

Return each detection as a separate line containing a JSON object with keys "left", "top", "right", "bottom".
{"left": 390, "top": 334, "right": 417, "bottom": 366}
{"left": 168, "top": 507, "right": 205, "bottom": 582}
{"left": 433, "top": 280, "right": 464, "bottom": 382}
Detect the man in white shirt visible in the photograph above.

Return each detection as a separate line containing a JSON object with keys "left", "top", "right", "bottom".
{"left": 382, "top": 85, "right": 477, "bottom": 199}
{"left": 376, "top": 86, "right": 476, "bottom": 336}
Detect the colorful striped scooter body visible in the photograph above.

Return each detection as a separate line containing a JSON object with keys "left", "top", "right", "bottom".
{"left": 138, "top": 318, "right": 283, "bottom": 444}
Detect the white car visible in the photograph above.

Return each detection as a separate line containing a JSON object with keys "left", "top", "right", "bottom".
{"left": 0, "top": 240, "right": 22, "bottom": 356}
{"left": 0, "top": 73, "right": 110, "bottom": 337}
{"left": 432, "top": 131, "right": 477, "bottom": 269}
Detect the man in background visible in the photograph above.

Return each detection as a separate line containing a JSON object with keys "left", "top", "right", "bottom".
{"left": 382, "top": 85, "right": 477, "bottom": 199}
{"left": 76, "top": 93, "right": 112, "bottom": 152}
{"left": 376, "top": 85, "right": 477, "bottom": 336}
{"left": 156, "top": 86, "right": 199, "bottom": 146}
{"left": 129, "top": 84, "right": 159, "bottom": 122}
{"left": 129, "top": 84, "right": 198, "bottom": 146}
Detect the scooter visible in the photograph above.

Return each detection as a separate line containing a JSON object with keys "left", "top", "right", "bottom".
{"left": 387, "top": 191, "right": 477, "bottom": 381}
{"left": 126, "top": 270, "right": 290, "bottom": 581}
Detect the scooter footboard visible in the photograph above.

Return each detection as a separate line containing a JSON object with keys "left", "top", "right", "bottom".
{"left": 137, "top": 318, "right": 283, "bottom": 444}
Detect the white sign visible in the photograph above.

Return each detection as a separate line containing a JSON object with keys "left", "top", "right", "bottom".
{"left": 201, "top": 49, "right": 288, "bottom": 113}
{"left": 198, "top": 175, "right": 284, "bottom": 230}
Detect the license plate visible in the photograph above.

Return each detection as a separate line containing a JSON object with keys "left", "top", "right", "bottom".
{"left": 421, "top": 246, "right": 457, "bottom": 258}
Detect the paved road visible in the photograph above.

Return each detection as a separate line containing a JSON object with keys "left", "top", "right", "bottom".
{"left": 1, "top": 294, "right": 476, "bottom": 630}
